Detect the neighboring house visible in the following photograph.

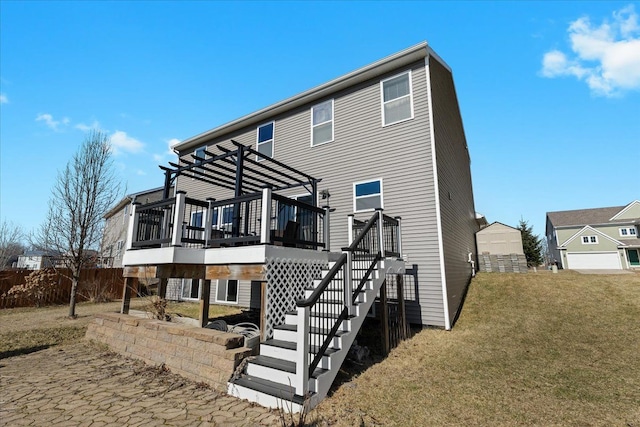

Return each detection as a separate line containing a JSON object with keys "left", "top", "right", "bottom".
{"left": 476, "top": 222, "right": 527, "bottom": 273}
{"left": 102, "top": 187, "right": 171, "bottom": 268}
{"left": 546, "top": 200, "right": 640, "bottom": 270}
{"left": 119, "top": 42, "right": 478, "bottom": 410}
{"left": 16, "top": 251, "right": 55, "bottom": 270}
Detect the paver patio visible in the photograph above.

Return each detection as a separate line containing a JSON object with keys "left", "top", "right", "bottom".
{"left": 0, "top": 342, "right": 280, "bottom": 426}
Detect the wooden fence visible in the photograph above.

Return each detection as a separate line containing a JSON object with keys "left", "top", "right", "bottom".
{"left": 0, "top": 268, "right": 124, "bottom": 309}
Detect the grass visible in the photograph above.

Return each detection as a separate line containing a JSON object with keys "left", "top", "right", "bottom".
{"left": 0, "top": 298, "right": 241, "bottom": 359}
{"left": 315, "top": 270, "right": 640, "bottom": 426}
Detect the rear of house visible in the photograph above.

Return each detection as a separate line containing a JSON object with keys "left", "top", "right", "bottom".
{"left": 164, "top": 42, "right": 478, "bottom": 329}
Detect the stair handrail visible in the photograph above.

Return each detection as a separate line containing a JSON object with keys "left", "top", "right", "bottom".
{"left": 297, "top": 253, "right": 347, "bottom": 308}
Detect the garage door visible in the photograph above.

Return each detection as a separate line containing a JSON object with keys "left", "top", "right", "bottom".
{"left": 566, "top": 252, "right": 622, "bottom": 269}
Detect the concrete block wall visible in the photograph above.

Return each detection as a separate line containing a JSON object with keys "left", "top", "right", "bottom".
{"left": 86, "top": 313, "right": 252, "bottom": 391}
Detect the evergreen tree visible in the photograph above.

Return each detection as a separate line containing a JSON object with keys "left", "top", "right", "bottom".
{"left": 518, "top": 219, "right": 543, "bottom": 267}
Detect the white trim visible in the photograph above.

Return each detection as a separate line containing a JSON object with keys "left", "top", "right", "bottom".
{"left": 215, "top": 279, "right": 239, "bottom": 304}
{"left": 181, "top": 278, "right": 201, "bottom": 301}
{"left": 609, "top": 200, "right": 640, "bottom": 221}
{"left": 380, "top": 70, "right": 414, "bottom": 127}
{"left": 566, "top": 251, "right": 623, "bottom": 270}
{"left": 581, "top": 235, "right": 599, "bottom": 245}
{"left": 425, "top": 55, "right": 451, "bottom": 330}
{"left": 310, "top": 99, "right": 334, "bottom": 147}
{"left": 256, "top": 121, "right": 275, "bottom": 161}
{"left": 619, "top": 227, "right": 637, "bottom": 237}
{"left": 558, "top": 225, "right": 624, "bottom": 248}
{"left": 352, "top": 178, "right": 384, "bottom": 213}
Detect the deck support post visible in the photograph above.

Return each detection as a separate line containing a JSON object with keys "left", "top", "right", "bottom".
{"left": 172, "top": 191, "right": 187, "bottom": 246}
{"left": 260, "top": 188, "right": 272, "bottom": 244}
{"left": 380, "top": 279, "right": 390, "bottom": 355}
{"left": 199, "top": 280, "right": 211, "bottom": 328}
{"left": 295, "top": 305, "right": 310, "bottom": 396}
{"left": 121, "top": 277, "right": 136, "bottom": 314}
{"left": 397, "top": 273, "right": 408, "bottom": 339}
{"left": 158, "top": 278, "right": 168, "bottom": 299}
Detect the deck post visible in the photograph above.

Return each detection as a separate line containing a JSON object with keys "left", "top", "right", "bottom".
{"left": 125, "top": 203, "right": 140, "bottom": 250}
{"left": 345, "top": 252, "right": 353, "bottom": 316}
{"left": 376, "top": 209, "right": 385, "bottom": 259}
{"left": 199, "top": 280, "right": 211, "bottom": 328}
{"left": 396, "top": 273, "right": 408, "bottom": 339}
{"left": 121, "top": 277, "right": 135, "bottom": 314}
{"left": 204, "top": 198, "right": 215, "bottom": 248}
{"left": 323, "top": 205, "right": 330, "bottom": 251}
{"left": 158, "top": 278, "right": 168, "bottom": 299}
{"left": 380, "top": 279, "right": 390, "bottom": 355}
{"left": 172, "top": 191, "right": 187, "bottom": 246}
{"left": 295, "top": 305, "right": 310, "bottom": 396}
{"left": 395, "top": 216, "right": 403, "bottom": 259}
{"left": 347, "top": 214, "right": 354, "bottom": 245}
{"left": 260, "top": 188, "right": 272, "bottom": 244}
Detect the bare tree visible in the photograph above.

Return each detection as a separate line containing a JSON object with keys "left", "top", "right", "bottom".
{"left": 34, "top": 131, "right": 122, "bottom": 318}
{"left": 0, "top": 220, "right": 25, "bottom": 269}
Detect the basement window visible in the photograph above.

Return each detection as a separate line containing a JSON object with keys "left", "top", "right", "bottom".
{"left": 216, "top": 279, "right": 238, "bottom": 304}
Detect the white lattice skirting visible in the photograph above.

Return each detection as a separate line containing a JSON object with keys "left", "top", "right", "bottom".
{"left": 263, "top": 257, "right": 327, "bottom": 339}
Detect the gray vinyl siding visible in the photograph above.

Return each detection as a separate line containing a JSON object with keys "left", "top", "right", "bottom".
{"left": 173, "top": 59, "right": 463, "bottom": 327}
{"left": 429, "top": 56, "right": 478, "bottom": 327}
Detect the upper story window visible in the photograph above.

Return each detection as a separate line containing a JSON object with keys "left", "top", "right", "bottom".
{"left": 257, "top": 122, "right": 274, "bottom": 161}
{"left": 194, "top": 147, "right": 206, "bottom": 172}
{"left": 354, "top": 179, "right": 383, "bottom": 212}
{"left": 381, "top": 71, "right": 413, "bottom": 126}
{"left": 581, "top": 235, "right": 598, "bottom": 244}
{"left": 311, "top": 100, "right": 334, "bottom": 146}
{"left": 619, "top": 227, "right": 637, "bottom": 237}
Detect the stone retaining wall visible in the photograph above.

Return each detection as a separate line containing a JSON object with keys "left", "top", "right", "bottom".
{"left": 86, "top": 313, "right": 253, "bottom": 392}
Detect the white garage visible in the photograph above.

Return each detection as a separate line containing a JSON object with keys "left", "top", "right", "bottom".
{"left": 566, "top": 252, "right": 622, "bottom": 270}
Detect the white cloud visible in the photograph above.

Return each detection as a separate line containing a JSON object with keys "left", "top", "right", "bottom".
{"left": 75, "top": 120, "right": 101, "bottom": 132}
{"left": 153, "top": 138, "right": 180, "bottom": 162}
{"left": 0, "top": 93, "right": 8, "bottom": 104}
{"left": 541, "top": 4, "right": 640, "bottom": 97}
{"left": 110, "top": 130, "right": 144, "bottom": 155}
{"left": 135, "top": 170, "right": 146, "bottom": 176}
{"left": 35, "top": 113, "right": 69, "bottom": 131}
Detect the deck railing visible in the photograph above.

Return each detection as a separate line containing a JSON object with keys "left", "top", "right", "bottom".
{"left": 294, "top": 209, "right": 402, "bottom": 395}
{"left": 127, "top": 189, "right": 329, "bottom": 250}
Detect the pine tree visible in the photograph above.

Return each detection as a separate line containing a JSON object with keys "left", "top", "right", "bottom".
{"left": 518, "top": 219, "right": 543, "bottom": 267}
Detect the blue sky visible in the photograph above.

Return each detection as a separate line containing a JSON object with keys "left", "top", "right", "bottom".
{"left": 1, "top": 1, "right": 639, "bottom": 240}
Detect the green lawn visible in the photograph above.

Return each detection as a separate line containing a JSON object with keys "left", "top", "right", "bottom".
{"left": 315, "top": 270, "right": 640, "bottom": 426}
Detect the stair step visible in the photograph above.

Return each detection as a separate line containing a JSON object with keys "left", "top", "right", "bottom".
{"left": 261, "top": 338, "right": 339, "bottom": 355}
{"left": 250, "top": 355, "right": 328, "bottom": 378}
{"left": 274, "top": 324, "right": 347, "bottom": 337}
{"left": 231, "top": 375, "right": 310, "bottom": 406}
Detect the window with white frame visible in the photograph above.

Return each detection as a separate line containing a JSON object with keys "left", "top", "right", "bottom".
{"left": 354, "top": 179, "right": 383, "bottom": 212}
{"left": 182, "top": 279, "right": 200, "bottom": 300}
{"left": 619, "top": 227, "right": 637, "bottom": 237}
{"left": 581, "top": 235, "right": 598, "bottom": 244}
{"left": 381, "top": 71, "right": 413, "bottom": 126}
{"left": 115, "top": 240, "right": 124, "bottom": 257}
{"left": 257, "top": 122, "right": 274, "bottom": 161}
{"left": 216, "top": 279, "right": 238, "bottom": 303}
{"left": 194, "top": 147, "right": 206, "bottom": 172}
{"left": 311, "top": 100, "right": 333, "bottom": 146}
{"left": 212, "top": 205, "right": 234, "bottom": 230}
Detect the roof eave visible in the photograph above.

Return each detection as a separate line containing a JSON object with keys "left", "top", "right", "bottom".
{"left": 174, "top": 42, "right": 430, "bottom": 153}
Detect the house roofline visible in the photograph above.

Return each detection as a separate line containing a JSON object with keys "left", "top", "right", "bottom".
{"left": 104, "top": 186, "right": 166, "bottom": 219}
{"left": 558, "top": 225, "right": 624, "bottom": 248}
{"left": 174, "top": 42, "right": 447, "bottom": 153}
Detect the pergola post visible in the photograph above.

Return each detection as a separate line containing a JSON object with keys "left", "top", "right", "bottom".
{"left": 232, "top": 145, "right": 244, "bottom": 237}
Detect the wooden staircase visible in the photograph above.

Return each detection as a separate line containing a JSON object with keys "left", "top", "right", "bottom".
{"left": 227, "top": 211, "right": 404, "bottom": 412}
